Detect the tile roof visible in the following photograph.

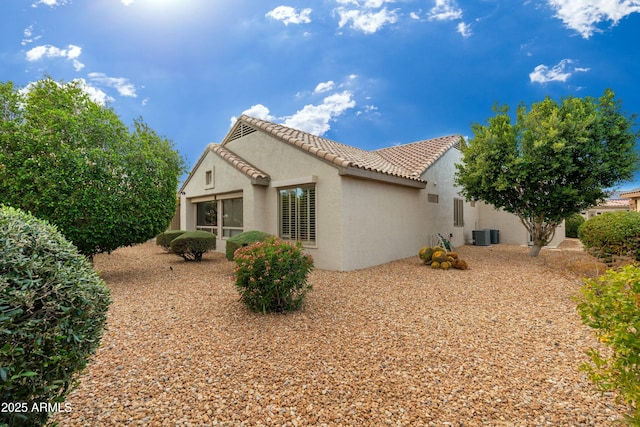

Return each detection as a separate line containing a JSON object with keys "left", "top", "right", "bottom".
{"left": 209, "top": 143, "right": 270, "bottom": 184}
{"left": 621, "top": 187, "right": 640, "bottom": 197}
{"left": 596, "top": 198, "right": 630, "bottom": 208}
{"left": 375, "top": 136, "right": 462, "bottom": 177}
{"left": 224, "top": 115, "right": 462, "bottom": 184}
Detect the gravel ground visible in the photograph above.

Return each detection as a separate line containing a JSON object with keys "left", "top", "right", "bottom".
{"left": 51, "top": 241, "right": 624, "bottom": 426}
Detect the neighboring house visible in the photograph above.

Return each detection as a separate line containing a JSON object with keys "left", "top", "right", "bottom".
{"left": 621, "top": 187, "right": 640, "bottom": 213}
{"left": 178, "top": 115, "right": 564, "bottom": 271}
{"left": 582, "top": 198, "right": 631, "bottom": 219}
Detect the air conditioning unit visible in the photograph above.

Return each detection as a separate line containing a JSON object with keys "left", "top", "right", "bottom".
{"left": 472, "top": 229, "right": 491, "bottom": 246}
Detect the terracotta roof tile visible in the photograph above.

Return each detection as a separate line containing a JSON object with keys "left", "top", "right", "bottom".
{"left": 374, "top": 135, "right": 462, "bottom": 177}
{"left": 597, "top": 198, "right": 630, "bottom": 208}
{"left": 209, "top": 143, "right": 270, "bottom": 184}
{"left": 231, "top": 115, "right": 461, "bottom": 183}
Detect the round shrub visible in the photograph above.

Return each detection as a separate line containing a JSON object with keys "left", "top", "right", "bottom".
{"left": 565, "top": 213, "right": 585, "bottom": 238}
{"left": 170, "top": 230, "right": 216, "bottom": 261}
{"left": 576, "top": 264, "right": 640, "bottom": 424}
{"left": 225, "top": 230, "right": 273, "bottom": 261}
{"left": 0, "top": 206, "right": 110, "bottom": 427}
{"left": 234, "top": 237, "right": 313, "bottom": 313}
{"left": 579, "top": 211, "right": 640, "bottom": 263}
{"left": 155, "top": 230, "right": 186, "bottom": 251}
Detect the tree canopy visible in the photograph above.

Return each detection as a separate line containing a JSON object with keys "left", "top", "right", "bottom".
{"left": 0, "top": 78, "right": 185, "bottom": 257}
{"left": 455, "top": 89, "right": 639, "bottom": 256}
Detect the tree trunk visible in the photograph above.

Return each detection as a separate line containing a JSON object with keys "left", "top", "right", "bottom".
{"left": 528, "top": 244, "right": 542, "bottom": 257}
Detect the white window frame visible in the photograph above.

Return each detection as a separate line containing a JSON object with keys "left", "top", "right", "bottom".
{"left": 278, "top": 185, "right": 317, "bottom": 247}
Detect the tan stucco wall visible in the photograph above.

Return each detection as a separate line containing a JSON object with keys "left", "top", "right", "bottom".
{"left": 476, "top": 202, "right": 565, "bottom": 248}
{"left": 420, "top": 148, "right": 479, "bottom": 248}
{"left": 339, "top": 147, "right": 481, "bottom": 270}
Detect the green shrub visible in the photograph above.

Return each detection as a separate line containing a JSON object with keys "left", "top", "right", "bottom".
{"left": 225, "top": 230, "right": 272, "bottom": 261}
{"left": 579, "top": 211, "right": 640, "bottom": 263}
{"left": 170, "top": 230, "right": 216, "bottom": 261}
{"left": 234, "top": 237, "right": 313, "bottom": 314}
{"left": 0, "top": 206, "right": 110, "bottom": 427}
{"left": 576, "top": 264, "right": 640, "bottom": 425}
{"left": 156, "top": 230, "right": 186, "bottom": 251}
{"left": 565, "top": 213, "right": 585, "bottom": 238}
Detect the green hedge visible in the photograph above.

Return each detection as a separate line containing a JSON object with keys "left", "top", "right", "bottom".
{"left": 225, "top": 230, "right": 272, "bottom": 261}
{"left": 156, "top": 230, "right": 186, "bottom": 251}
{"left": 578, "top": 211, "right": 640, "bottom": 263}
{"left": 170, "top": 230, "right": 216, "bottom": 261}
{"left": 0, "top": 206, "right": 111, "bottom": 427}
{"left": 565, "top": 213, "right": 585, "bottom": 238}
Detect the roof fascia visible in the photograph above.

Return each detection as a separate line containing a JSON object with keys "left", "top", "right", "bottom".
{"left": 339, "top": 166, "right": 427, "bottom": 189}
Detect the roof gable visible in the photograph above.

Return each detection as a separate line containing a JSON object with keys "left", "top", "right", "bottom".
{"left": 222, "top": 115, "right": 461, "bottom": 187}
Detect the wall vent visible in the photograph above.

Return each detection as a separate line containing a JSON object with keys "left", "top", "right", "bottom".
{"left": 228, "top": 122, "right": 257, "bottom": 142}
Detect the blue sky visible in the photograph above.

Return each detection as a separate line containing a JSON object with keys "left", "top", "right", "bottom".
{"left": 2, "top": 0, "right": 640, "bottom": 191}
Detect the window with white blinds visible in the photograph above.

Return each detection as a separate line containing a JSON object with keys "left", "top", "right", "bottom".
{"left": 279, "top": 186, "right": 316, "bottom": 246}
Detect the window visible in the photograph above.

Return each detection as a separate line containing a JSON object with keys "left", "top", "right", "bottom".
{"left": 196, "top": 201, "right": 217, "bottom": 233}
{"left": 453, "top": 198, "right": 464, "bottom": 227}
{"left": 427, "top": 193, "right": 439, "bottom": 204}
{"left": 205, "top": 169, "right": 214, "bottom": 188}
{"left": 279, "top": 186, "right": 316, "bottom": 246}
{"left": 222, "top": 198, "right": 243, "bottom": 237}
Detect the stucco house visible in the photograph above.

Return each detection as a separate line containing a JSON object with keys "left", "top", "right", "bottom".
{"left": 581, "top": 198, "right": 630, "bottom": 219}
{"left": 621, "top": 188, "right": 640, "bottom": 213}
{"left": 178, "top": 115, "right": 564, "bottom": 271}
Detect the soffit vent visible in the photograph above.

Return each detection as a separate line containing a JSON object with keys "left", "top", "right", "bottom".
{"left": 228, "top": 122, "right": 257, "bottom": 142}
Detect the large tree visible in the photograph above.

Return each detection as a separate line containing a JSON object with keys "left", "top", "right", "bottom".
{"left": 0, "top": 78, "right": 185, "bottom": 257}
{"left": 455, "top": 89, "right": 639, "bottom": 256}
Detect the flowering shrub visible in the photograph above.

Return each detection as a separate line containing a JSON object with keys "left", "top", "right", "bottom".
{"left": 234, "top": 237, "right": 313, "bottom": 313}
{"left": 576, "top": 264, "right": 640, "bottom": 424}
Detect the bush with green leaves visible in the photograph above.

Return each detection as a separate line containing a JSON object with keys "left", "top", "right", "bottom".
{"left": 565, "top": 213, "right": 585, "bottom": 238}
{"left": 578, "top": 211, "right": 640, "bottom": 263}
{"left": 576, "top": 264, "right": 640, "bottom": 425}
{"left": 170, "top": 230, "right": 216, "bottom": 261}
{"left": 225, "top": 230, "right": 272, "bottom": 261}
{"left": 0, "top": 78, "right": 185, "bottom": 258}
{"left": 0, "top": 206, "right": 110, "bottom": 427}
{"left": 156, "top": 230, "right": 186, "bottom": 251}
{"left": 234, "top": 237, "right": 314, "bottom": 313}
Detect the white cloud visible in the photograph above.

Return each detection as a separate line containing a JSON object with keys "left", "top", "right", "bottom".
{"left": 314, "top": 81, "right": 336, "bottom": 93}
{"left": 457, "top": 21, "right": 471, "bottom": 37}
{"left": 32, "top": 0, "right": 69, "bottom": 6}
{"left": 428, "top": 0, "right": 463, "bottom": 21}
{"left": 121, "top": 0, "right": 134, "bottom": 5}
{"left": 25, "top": 44, "right": 85, "bottom": 70}
{"left": 266, "top": 6, "right": 312, "bottom": 25}
{"left": 21, "top": 25, "right": 41, "bottom": 46}
{"left": 88, "top": 72, "right": 137, "bottom": 97}
{"left": 282, "top": 90, "right": 356, "bottom": 136}
{"left": 546, "top": 0, "right": 640, "bottom": 38}
{"left": 73, "top": 79, "right": 115, "bottom": 105}
{"left": 336, "top": 7, "right": 399, "bottom": 33}
{"left": 335, "top": 0, "right": 395, "bottom": 6}
{"left": 231, "top": 104, "right": 276, "bottom": 127}
{"left": 529, "top": 59, "right": 590, "bottom": 84}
